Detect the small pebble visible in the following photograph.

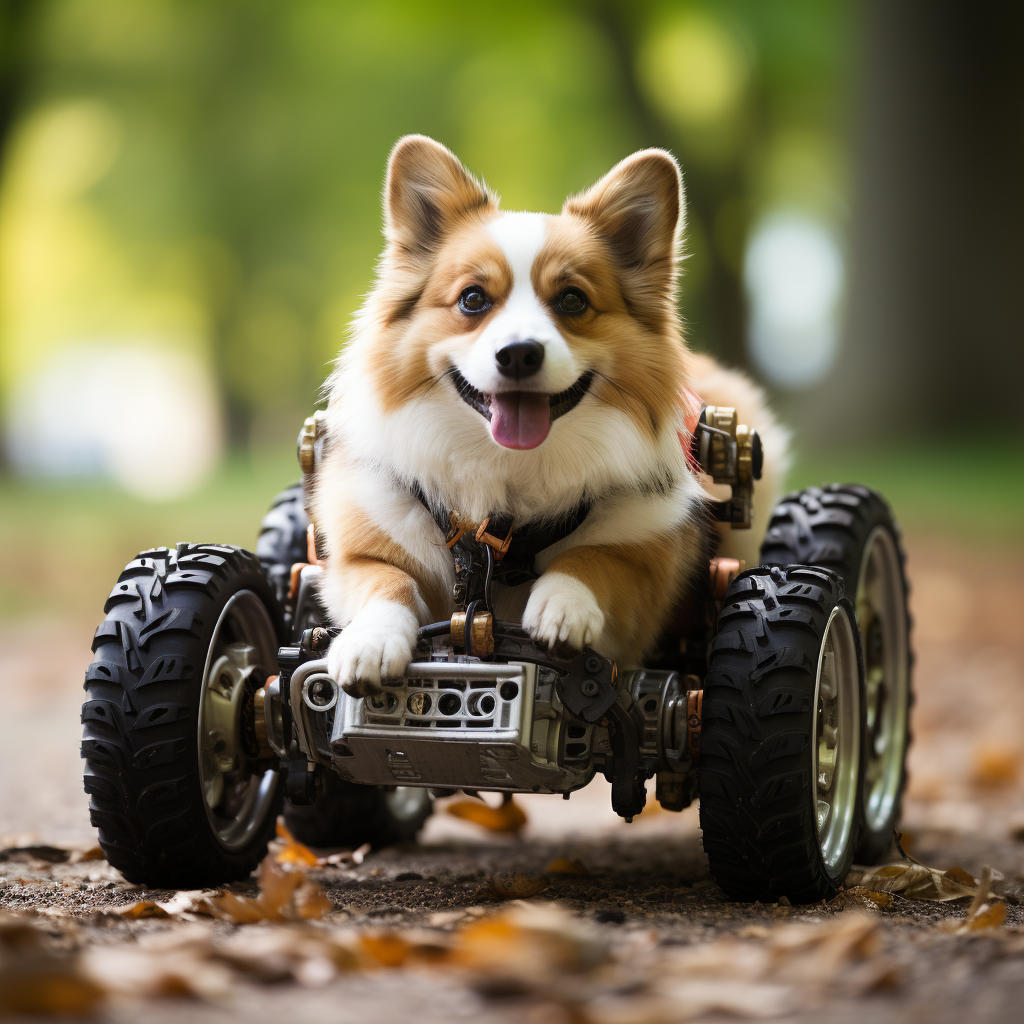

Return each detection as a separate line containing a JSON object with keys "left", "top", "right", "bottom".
{"left": 595, "top": 907, "right": 626, "bottom": 924}
{"left": 395, "top": 872, "right": 423, "bottom": 881}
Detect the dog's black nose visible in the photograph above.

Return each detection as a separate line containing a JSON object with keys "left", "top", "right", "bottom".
{"left": 495, "top": 340, "right": 545, "bottom": 379}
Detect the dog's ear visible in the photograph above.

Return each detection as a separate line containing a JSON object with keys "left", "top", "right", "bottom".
{"left": 564, "top": 149, "right": 683, "bottom": 313}
{"left": 384, "top": 135, "right": 495, "bottom": 256}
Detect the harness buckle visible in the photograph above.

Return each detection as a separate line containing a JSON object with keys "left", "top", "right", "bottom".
{"left": 474, "top": 517, "right": 515, "bottom": 561}
{"left": 444, "top": 513, "right": 515, "bottom": 562}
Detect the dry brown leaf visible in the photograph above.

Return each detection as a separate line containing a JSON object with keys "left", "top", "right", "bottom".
{"left": 971, "top": 741, "right": 1019, "bottom": 788}
{"left": 768, "top": 914, "right": 881, "bottom": 978}
{"left": 858, "top": 860, "right": 979, "bottom": 902}
{"left": 275, "top": 821, "right": 319, "bottom": 867}
{"left": 207, "top": 854, "right": 332, "bottom": 922}
{"left": 453, "top": 901, "right": 608, "bottom": 982}
{"left": 157, "top": 890, "right": 220, "bottom": 917}
{"left": 83, "top": 944, "right": 233, "bottom": 1001}
{"left": 945, "top": 865, "right": 977, "bottom": 886}
{"left": 0, "top": 916, "right": 105, "bottom": 1016}
{"left": 69, "top": 845, "right": 106, "bottom": 864}
{"left": 359, "top": 932, "right": 413, "bottom": 968}
{"left": 475, "top": 872, "right": 550, "bottom": 901}
{"left": 545, "top": 857, "right": 590, "bottom": 876}
{"left": 945, "top": 865, "right": 1007, "bottom": 934}
{"left": 446, "top": 796, "right": 528, "bottom": 834}
{"left": 829, "top": 886, "right": 896, "bottom": 911}
{"left": 215, "top": 925, "right": 359, "bottom": 984}
{"left": 317, "top": 842, "right": 371, "bottom": 867}
{"left": 110, "top": 900, "right": 171, "bottom": 919}
{"left": 294, "top": 882, "right": 334, "bottom": 920}
{"left": 955, "top": 901, "right": 1007, "bottom": 933}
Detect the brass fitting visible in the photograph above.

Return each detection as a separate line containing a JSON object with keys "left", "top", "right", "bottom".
{"left": 686, "top": 688, "right": 702, "bottom": 764}
{"left": 297, "top": 410, "right": 327, "bottom": 475}
{"left": 450, "top": 609, "right": 494, "bottom": 657}
{"left": 253, "top": 681, "right": 273, "bottom": 759}
{"left": 697, "top": 405, "right": 760, "bottom": 529}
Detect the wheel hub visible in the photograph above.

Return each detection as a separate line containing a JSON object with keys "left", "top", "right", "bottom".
{"left": 856, "top": 527, "right": 910, "bottom": 834}
{"left": 201, "top": 643, "right": 260, "bottom": 810}
{"left": 812, "top": 605, "right": 861, "bottom": 873}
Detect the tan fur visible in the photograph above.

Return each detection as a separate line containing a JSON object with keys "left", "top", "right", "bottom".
{"left": 541, "top": 516, "right": 707, "bottom": 666}
{"left": 316, "top": 450, "right": 450, "bottom": 622}
{"left": 535, "top": 215, "right": 687, "bottom": 437}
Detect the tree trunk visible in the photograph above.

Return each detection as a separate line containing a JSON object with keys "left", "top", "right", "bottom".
{"left": 809, "top": 0, "right": 1024, "bottom": 443}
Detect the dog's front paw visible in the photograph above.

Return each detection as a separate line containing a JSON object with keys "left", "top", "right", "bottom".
{"left": 523, "top": 572, "right": 604, "bottom": 655}
{"left": 327, "top": 602, "right": 419, "bottom": 697}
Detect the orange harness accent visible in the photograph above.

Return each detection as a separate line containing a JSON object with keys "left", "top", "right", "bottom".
{"left": 678, "top": 385, "right": 704, "bottom": 477}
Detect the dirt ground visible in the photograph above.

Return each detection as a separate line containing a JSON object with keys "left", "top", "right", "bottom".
{"left": 3, "top": 531, "right": 1024, "bottom": 1023}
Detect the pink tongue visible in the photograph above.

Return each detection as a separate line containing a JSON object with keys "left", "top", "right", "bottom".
{"left": 490, "top": 392, "right": 551, "bottom": 449}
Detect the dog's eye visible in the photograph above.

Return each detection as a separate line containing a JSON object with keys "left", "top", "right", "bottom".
{"left": 458, "top": 287, "right": 491, "bottom": 314}
{"left": 555, "top": 287, "right": 588, "bottom": 316}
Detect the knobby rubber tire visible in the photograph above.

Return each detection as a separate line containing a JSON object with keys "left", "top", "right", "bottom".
{"left": 255, "top": 484, "right": 310, "bottom": 608}
{"left": 699, "top": 565, "right": 865, "bottom": 904}
{"left": 82, "top": 544, "right": 284, "bottom": 888}
{"left": 760, "top": 483, "right": 913, "bottom": 862}
{"left": 284, "top": 773, "right": 433, "bottom": 849}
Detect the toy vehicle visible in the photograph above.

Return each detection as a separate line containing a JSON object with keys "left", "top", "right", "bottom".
{"left": 82, "top": 406, "right": 911, "bottom": 903}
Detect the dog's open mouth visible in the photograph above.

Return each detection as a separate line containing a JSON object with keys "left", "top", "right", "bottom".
{"left": 448, "top": 368, "right": 594, "bottom": 450}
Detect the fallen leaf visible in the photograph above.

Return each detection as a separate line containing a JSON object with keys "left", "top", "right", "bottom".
{"left": 275, "top": 821, "right": 319, "bottom": 867}
{"left": 0, "top": 916, "right": 105, "bottom": 1016}
{"left": 83, "top": 943, "right": 232, "bottom": 1001}
{"left": 475, "top": 873, "right": 550, "bottom": 901}
{"left": 454, "top": 901, "right": 608, "bottom": 982}
{"left": 858, "top": 859, "right": 979, "bottom": 902}
{"left": 207, "top": 854, "right": 333, "bottom": 922}
{"left": 69, "top": 845, "right": 106, "bottom": 864}
{"left": 429, "top": 910, "right": 469, "bottom": 928}
{"left": 359, "top": 933, "right": 413, "bottom": 968}
{"left": 294, "top": 882, "right": 334, "bottom": 920}
{"left": 945, "top": 865, "right": 977, "bottom": 886}
{"left": 446, "top": 796, "right": 527, "bottom": 834}
{"left": 215, "top": 925, "right": 358, "bottom": 984}
{"left": 110, "top": 900, "right": 171, "bottom": 920}
{"left": 971, "top": 741, "right": 1019, "bottom": 788}
{"left": 317, "top": 842, "right": 371, "bottom": 867}
{"left": 956, "top": 902, "right": 1007, "bottom": 932}
{"left": 545, "top": 857, "right": 590, "bottom": 876}
{"left": 158, "top": 890, "right": 220, "bottom": 917}
{"left": 945, "top": 865, "right": 1007, "bottom": 934}
{"left": 829, "top": 887, "right": 896, "bottom": 911}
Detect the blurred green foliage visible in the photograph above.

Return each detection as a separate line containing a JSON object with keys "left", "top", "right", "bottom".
{"left": 0, "top": 0, "right": 853, "bottom": 446}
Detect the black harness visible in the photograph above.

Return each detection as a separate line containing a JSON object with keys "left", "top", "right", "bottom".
{"left": 411, "top": 485, "right": 592, "bottom": 592}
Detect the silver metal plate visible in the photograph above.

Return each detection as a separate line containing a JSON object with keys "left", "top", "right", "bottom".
{"left": 327, "top": 660, "right": 594, "bottom": 793}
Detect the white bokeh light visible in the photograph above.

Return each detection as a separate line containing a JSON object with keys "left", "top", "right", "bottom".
{"left": 744, "top": 213, "right": 844, "bottom": 390}
{"left": 6, "top": 342, "right": 223, "bottom": 501}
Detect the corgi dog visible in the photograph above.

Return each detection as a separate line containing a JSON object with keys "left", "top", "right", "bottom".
{"left": 314, "top": 135, "right": 787, "bottom": 696}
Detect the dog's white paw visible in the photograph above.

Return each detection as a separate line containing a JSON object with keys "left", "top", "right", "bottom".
{"left": 523, "top": 572, "right": 604, "bottom": 654}
{"left": 327, "top": 601, "right": 419, "bottom": 697}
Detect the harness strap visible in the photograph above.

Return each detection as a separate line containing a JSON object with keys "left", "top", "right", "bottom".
{"left": 411, "top": 484, "right": 592, "bottom": 585}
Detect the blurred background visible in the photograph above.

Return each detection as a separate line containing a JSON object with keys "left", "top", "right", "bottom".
{"left": 0, "top": 0, "right": 1022, "bottom": 840}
